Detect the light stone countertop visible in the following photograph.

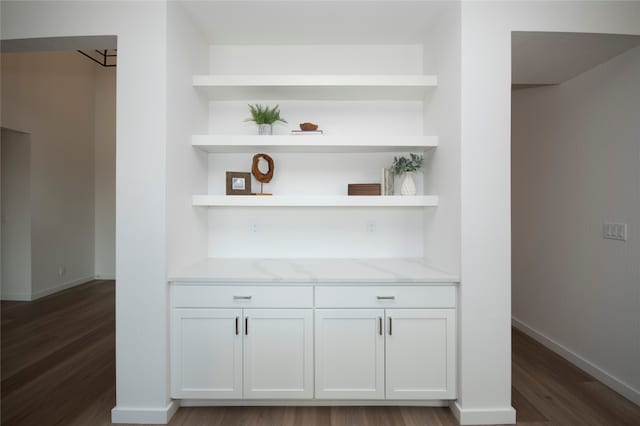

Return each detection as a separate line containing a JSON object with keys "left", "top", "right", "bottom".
{"left": 169, "top": 258, "right": 459, "bottom": 284}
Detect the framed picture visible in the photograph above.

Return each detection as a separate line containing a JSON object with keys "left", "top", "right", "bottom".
{"left": 226, "top": 171, "right": 252, "bottom": 195}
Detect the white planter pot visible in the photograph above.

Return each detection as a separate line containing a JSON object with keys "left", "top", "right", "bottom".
{"left": 258, "top": 124, "right": 273, "bottom": 135}
{"left": 400, "top": 172, "right": 416, "bottom": 196}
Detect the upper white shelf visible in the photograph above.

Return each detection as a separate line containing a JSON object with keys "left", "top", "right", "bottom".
{"left": 193, "top": 195, "right": 438, "bottom": 208}
{"left": 193, "top": 74, "right": 438, "bottom": 100}
{"left": 192, "top": 135, "right": 438, "bottom": 153}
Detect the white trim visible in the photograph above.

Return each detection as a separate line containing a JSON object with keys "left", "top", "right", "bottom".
{"left": 512, "top": 317, "right": 640, "bottom": 406}
{"left": 1, "top": 276, "right": 96, "bottom": 301}
{"left": 111, "top": 401, "right": 179, "bottom": 424}
{"left": 30, "top": 275, "right": 95, "bottom": 300}
{"left": 0, "top": 292, "right": 32, "bottom": 301}
{"left": 179, "top": 399, "right": 449, "bottom": 407}
{"left": 450, "top": 401, "right": 516, "bottom": 425}
{"left": 95, "top": 274, "right": 116, "bottom": 280}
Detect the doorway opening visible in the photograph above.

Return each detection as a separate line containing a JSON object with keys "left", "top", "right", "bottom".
{"left": 511, "top": 31, "right": 640, "bottom": 407}
{"left": 1, "top": 35, "right": 117, "bottom": 300}
{"left": 1, "top": 35, "right": 118, "bottom": 426}
{"left": 1, "top": 128, "right": 31, "bottom": 300}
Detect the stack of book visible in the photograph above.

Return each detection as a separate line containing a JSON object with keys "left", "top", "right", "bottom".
{"left": 290, "top": 130, "right": 323, "bottom": 135}
{"left": 381, "top": 168, "right": 394, "bottom": 195}
{"left": 348, "top": 183, "right": 381, "bottom": 196}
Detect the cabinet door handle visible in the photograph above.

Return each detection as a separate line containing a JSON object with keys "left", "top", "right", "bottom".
{"left": 388, "top": 317, "right": 393, "bottom": 335}
{"left": 377, "top": 296, "right": 395, "bottom": 300}
{"left": 233, "top": 296, "right": 252, "bottom": 300}
{"left": 235, "top": 316, "right": 239, "bottom": 335}
{"left": 378, "top": 317, "right": 383, "bottom": 335}
{"left": 245, "top": 316, "right": 249, "bottom": 335}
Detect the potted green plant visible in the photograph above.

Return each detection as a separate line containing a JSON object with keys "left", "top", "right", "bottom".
{"left": 391, "top": 153, "right": 424, "bottom": 196}
{"left": 245, "top": 104, "right": 287, "bottom": 135}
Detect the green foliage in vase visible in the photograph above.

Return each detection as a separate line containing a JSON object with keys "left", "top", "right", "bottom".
{"left": 391, "top": 153, "right": 424, "bottom": 175}
{"left": 244, "top": 104, "right": 288, "bottom": 125}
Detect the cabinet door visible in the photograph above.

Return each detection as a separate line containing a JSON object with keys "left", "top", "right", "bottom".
{"left": 243, "top": 309, "right": 313, "bottom": 399}
{"left": 315, "top": 309, "right": 385, "bottom": 399}
{"left": 385, "top": 309, "right": 456, "bottom": 399}
{"left": 171, "top": 308, "right": 242, "bottom": 399}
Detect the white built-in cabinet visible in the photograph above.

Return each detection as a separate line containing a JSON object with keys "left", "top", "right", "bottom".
{"left": 385, "top": 309, "right": 456, "bottom": 399}
{"left": 315, "top": 308, "right": 455, "bottom": 400}
{"left": 315, "top": 309, "right": 385, "bottom": 399}
{"left": 170, "top": 283, "right": 456, "bottom": 402}
{"left": 171, "top": 308, "right": 242, "bottom": 399}
{"left": 172, "top": 307, "right": 313, "bottom": 399}
{"left": 243, "top": 309, "right": 313, "bottom": 399}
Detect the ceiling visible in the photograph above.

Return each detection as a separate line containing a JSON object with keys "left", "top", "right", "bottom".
{"left": 1, "top": 35, "right": 117, "bottom": 52}
{"left": 512, "top": 32, "right": 640, "bottom": 85}
{"left": 180, "top": 1, "right": 452, "bottom": 45}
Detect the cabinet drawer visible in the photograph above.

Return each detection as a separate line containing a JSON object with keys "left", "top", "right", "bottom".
{"left": 315, "top": 286, "right": 455, "bottom": 308}
{"left": 171, "top": 285, "right": 313, "bottom": 308}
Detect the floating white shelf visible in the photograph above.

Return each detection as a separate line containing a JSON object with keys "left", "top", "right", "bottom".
{"left": 192, "top": 135, "right": 438, "bottom": 153}
{"left": 193, "top": 74, "right": 438, "bottom": 100}
{"left": 192, "top": 195, "right": 438, "bottom": 207}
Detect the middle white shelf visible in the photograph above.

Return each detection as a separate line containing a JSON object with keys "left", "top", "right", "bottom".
{"left": 192, "top": 135, "right": 438, "bottom": 153}
{"left": 192, "top": 195, "right": 438, "bottom": 208}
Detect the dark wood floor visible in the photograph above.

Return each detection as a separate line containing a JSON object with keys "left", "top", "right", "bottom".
{"left": 2, "top": 280, "right": 639, "bottom": 426}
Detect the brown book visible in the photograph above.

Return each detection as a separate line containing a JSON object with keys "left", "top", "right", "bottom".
{"left": 348, "top": 183, "right": 381, "bottom": 196}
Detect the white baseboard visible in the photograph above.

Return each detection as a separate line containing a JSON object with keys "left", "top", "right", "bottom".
{"left": 512, "top": 317, "right": 640, "bottom": 406}
{"left": 450, "top": 402, "right": 516, "bottom": 425}
{"left": 0, "top": 291, "right": 32, "bottom": 301}
{"left": 179, "top": 399, "right": 449, "bottom": 407}
{"left": 95, "top": 273, "right": 116, "bottom": 280}
{"left": 2, "top": 275, "right": 112, "bottom": 301}
{"left": 30, "top": 275, "right": 95, "bottom": 300}
{"left": 111, "top": 401, "right": 179, "bottom": 424}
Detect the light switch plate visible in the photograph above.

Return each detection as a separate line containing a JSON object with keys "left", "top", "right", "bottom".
{"left": 603, "top": 222, "right": 627, "bottom": 241}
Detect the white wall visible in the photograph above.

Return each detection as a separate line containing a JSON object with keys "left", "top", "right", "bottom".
{"left": 1, "top": 128, "right": 32, "bottom": 299}
{"left": 1, "top": 1, "right": 172, "bottom": 422}
{"left": 1, "top": 51, "right": 97, "bottom": 298}
{"left": 512, "top": 46, "right": 640, "bottom": 403}
{"left": 457, "top": 2, "right": 640, "bottom": 424}
{"left": 209, "top": 44, "right": 424, "bottom": 75}
{"left": 166, "top": 2, "right": 209, "bottom": 275}
{"left": 94, "top": 66, "right": 116, "bottom": 279}
{"left": 422, "top": 2, "right": 461, "bottom": 274}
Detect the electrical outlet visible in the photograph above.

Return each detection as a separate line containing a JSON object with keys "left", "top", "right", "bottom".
{"left": 603, "top": 222, "right": 627, "bottom": 241}
{"left": 58, "top": 266, "right": 66, "bottom": 276}
{"left": 366, "top": 221, "right": 377, "bottom": 233}
{"left": 250, "top": 223, "right": 258, "bottom": 234}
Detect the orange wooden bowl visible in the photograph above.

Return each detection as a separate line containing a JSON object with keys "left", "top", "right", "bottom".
{"left": 300, "top": 122, "right": 319, "bottom": 131}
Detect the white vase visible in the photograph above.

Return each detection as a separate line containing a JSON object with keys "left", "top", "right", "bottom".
{"left": 400, "top": 172, "right": 416, "bottom": 196}
{"left": 258, "top": 124, "right": 273, "bottom": 135}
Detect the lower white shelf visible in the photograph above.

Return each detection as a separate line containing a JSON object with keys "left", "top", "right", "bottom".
{"left": 192, "top": 195, "right": 438, "bottom": 207}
